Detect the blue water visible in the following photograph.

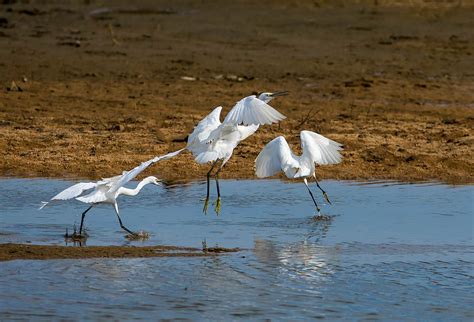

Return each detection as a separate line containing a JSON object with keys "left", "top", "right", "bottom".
{"left": 0, "top": 178, "right": 473, "bottom": 320}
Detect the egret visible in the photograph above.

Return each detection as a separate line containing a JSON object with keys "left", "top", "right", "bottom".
{"left": 255, "top": 130, "right": 343, "bottom": 214}
{"left": 39, "top": 150, "right": 181, "bottom": 238}
{"left": 185, "top": 92, "right": 288, "bottom": 214}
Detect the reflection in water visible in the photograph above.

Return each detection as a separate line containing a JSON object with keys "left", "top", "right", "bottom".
{"left": 254, "top": 218, "right": 336, "bottom": 286}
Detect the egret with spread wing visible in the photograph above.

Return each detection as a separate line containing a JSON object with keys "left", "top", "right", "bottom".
{"left": 186, "top": 92, "right": 287, "bottom": 214}
{"left": 255, "top": 130, "right": 343, "bottom": 214}
{"left": 40, "top": 150, "right": 181, "bottom": 238}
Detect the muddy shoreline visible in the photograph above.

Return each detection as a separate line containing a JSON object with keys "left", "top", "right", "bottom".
{"left": 0, "top": 243, "right": 241, "bottom": 261}
{"left": 0, "top": 1, "right": 473, "bottom": 184}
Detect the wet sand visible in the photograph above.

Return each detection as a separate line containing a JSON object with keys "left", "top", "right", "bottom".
{"left": 0, "top": 243, "right": 240, "bottom": 261}
{"left": 0, "top": 0, "right": 473, "bottom": 184}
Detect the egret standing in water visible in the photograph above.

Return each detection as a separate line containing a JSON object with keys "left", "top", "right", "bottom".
{"left": 40, "top": 150, "right": 181, "bottom": 238}
{"left": 255, "top": 130, "right": 343, "bottom": 214}
{"left": 185, "top": 92, "right": 288, "bottom": 214}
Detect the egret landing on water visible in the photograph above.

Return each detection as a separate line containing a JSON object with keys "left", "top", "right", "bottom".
{"left": 185, "top": 91, "right": 288, "bottom": 214}
{"left": 39, "top": 150, "right": 181, "bottom": 239}
{"left": 255, "top": 130, "right": 343, "bottom": 216}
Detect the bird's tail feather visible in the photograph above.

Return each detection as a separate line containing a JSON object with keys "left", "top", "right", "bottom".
{"left": 38, "top": 201, "right": 49, "bottom": 210}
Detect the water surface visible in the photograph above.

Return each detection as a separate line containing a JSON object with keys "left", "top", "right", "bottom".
{"left": 0, "top": 179, "right": 473, "bottom": 320}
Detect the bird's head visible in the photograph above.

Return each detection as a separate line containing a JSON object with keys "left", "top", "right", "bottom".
{"left": 146, "top": 176, "right": 162, "bottom": 186}
{"left": 256, "top": 91, "right": 289, "bottom": 103}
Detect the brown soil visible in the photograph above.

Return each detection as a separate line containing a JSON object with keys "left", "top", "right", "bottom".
{"left": 1, "top": 0, "right": 473, "bottom": 184}
{"left": 0, "top": 243, "right": 241, "bottom": 261}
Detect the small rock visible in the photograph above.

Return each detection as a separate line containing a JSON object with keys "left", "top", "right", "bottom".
{"left": 180, "top": 76, "right": 197, "bottom": 81}
{"left": 110, "top": 124, "right": 124, "bottom": 131}
{"left": 58, "top": 40, "right": 81, "bottom": 47}
{"left": 442, "top": 118, "right": 458, "bottom": 125}
{"left": 0, "top": 17, "right": 8, "bottom": 28}
{"left": 225, "top": 74, "right": 245, "bottom": 82}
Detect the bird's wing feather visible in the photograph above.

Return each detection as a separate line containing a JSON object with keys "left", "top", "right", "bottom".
{"left": 109, "top": 150, "right": 183, "bottom": 193}
{"left": 223, "top": 96, "right": 286, "bottom": 126}
{"left": 194, "top": 151, "right": 219, "bottom": 164}
{"left": 49, "top": 182, "right": 97, "bottom": 201}
{"left": 187, "top": 106, "right": 222, "bottom": 147}
{"left": 237, "top": 124, "right": 259, "bottom": 141}
{"left": 255, "top": 136, "right": 295, "bottom": 178}
{"left": 300, "top": 130, "right": 343, "bottom": 165}
{"left": 76, "top": 190, "right": 107, "bottom": 204}
{"left": 98, "top": 175, "right": 121, "bottom": 187}
{"left": 39, "top": 181, "right": 97, "bottom": 209}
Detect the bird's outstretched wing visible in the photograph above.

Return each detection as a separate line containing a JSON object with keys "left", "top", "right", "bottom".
{"left": 223, "top": 96, "right": 286, "bottom": 126}
{"left": 255, "top": 136, "right": 297, "bottom": 178}
{"left": 187, "top": 106, "right": 222, "bottom": 148}
{"left": 300, "top": 130, "right": 343, "bottom": 165}
{"left": 50, "top": 182, "right": 97, "bottom": 201}
{"left": 39, "top": 182, "right": 97, "bottom": 209}
{"left": 108, "top": 150, "right": 183, "bottom": 193}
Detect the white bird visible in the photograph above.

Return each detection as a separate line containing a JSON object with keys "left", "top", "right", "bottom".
{"left": 39, "top": 150, "right": 181, "bottom": 238}
{"left": 255, "top": 130, "right": 343, "bottom": 214}
{"left": 184, "top": 91, "right": 288, "bottom": 214}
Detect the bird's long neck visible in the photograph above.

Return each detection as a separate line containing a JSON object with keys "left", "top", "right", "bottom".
{"left": 117, "top": 179, "right": 151, "bottom": 197}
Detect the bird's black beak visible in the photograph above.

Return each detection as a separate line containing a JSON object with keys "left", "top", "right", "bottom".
{"left": 270, "top": 91, "right": 289, "bottom": 97}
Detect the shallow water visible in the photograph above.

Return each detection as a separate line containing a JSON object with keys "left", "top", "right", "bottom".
{"left": 0, "top": 178, "right": 473, "bottom": 320}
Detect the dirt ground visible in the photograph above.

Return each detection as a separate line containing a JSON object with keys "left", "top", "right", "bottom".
{"left": 1, "top": 0, "right": 473, "bottom": 184}
{"left": 0, "top": 243, "right": 240, "bottom": 261}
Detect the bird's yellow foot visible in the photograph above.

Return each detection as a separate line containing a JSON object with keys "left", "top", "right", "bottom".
{"left": 323, "top": 192, "right": 332, "bottom": 205}
{"left": 203, "top": 198, "right": 210, "bottom": 214}
{"left": 214, "top": 197, "right": 221, "bottom": 215}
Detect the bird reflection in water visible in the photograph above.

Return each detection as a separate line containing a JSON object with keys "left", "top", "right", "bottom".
{"left": 253, "top": 217, "right": 337, "bottom": 283}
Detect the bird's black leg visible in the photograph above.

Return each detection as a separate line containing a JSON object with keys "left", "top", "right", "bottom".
{"left": 313, "top": 173, "right": 331, "bottom": 204}
{"left": 78, "top": 205, "right": 93, "bottom": 235}
{"left": 114, "top": 204, "right": 137, "bottom": 236}
{"left": 304, "top": 178, "right": 321, "bottom": 215}
{"left": 214, "top": 160, "right": 225, "bottom": 215}
{"left": 203, "top": 160, "right": 218, "bottom": 214}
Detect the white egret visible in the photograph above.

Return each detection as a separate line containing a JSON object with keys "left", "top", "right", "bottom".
{"left": 255, "top": 130, "right": 343, "bottom": 214}
{"left": 40, "top": 150, "right": 181, "bottom": 238}
{"left": 185, "top": 92, "right": 288, "bottom": 214}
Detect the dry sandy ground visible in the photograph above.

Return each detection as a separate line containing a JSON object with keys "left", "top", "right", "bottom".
{"left": 1, "top": 0, "right": 473, "bottom": 185}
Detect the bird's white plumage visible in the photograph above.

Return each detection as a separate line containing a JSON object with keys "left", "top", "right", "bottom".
{"left": 255, "top": 131, "right": 343, "bottom": 179}
{"left": 193, "top": 123, "right": 260, "bottom": 165}
{"left": 49, "top": 182, "right": 97, "bottom": 201}
{"left": 187, "top": 106, "right": 222, "bottom": 149}
{"left": 223, "top": 95, "right": 286, "bottom": 126}
{"left": 41, "top": 151, "right": 178, "bottom": 208}
{"left": 108, "top": 149, "right": 183, "bottom": 194}
{"left": 300, "top": 130, "right": 343, "bottom": 166}
{"left": 75, "top": 185, "right": 108, "bottom": 204}
{"left": 185, "top": 94, "right": 285, "bottom": 166}
{"left": 255, "top": 136, "right": 299, "bottom": 178}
